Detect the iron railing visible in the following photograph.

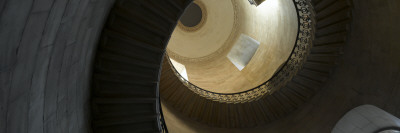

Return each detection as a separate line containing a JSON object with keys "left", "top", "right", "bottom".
{"left": 165, "top": 0, "right": 315, "bottom": 104}
{"left": 158, "top": 97, "right": 168, "bottom": 133}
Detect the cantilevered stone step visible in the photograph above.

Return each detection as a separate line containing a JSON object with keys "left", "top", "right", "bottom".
{"left": 96, "top": 59, "right": 159, "bottom": 76}
{"left": 311, "top": 45, "right": 344, "bottom": 54}
{"left": 94, "top": 81, "right": 157, "bottom": 98}
{"left": 307, "top": 54, "right": 340, "bottom": 62}
{"left": 95, "top": 67, "right": 156, "bottom": 81}
{"left": 94, "top": 119, "right": 159, "bottom": 133}
{"left": 315, "top": 21, "right": 349, "bottom": 37}
{"left": 315, "top": 0, "right": 337, "bottom": 12}
{"left": 101, "top": 30, "right": 164, "bottom": 53}
{"left": 97, "top": 46, "right": 162, "bottom": 65}
{"left": 91, "top": 0, "right": 192, "bottom": 132}
{"left": 298, "top": 69, "right": 330, "bottom": 82}
{"left": 316, "top": 0, "right": 350, "bottom": 20}
{"left": 317, "top": 9, "right": 351, "bottom": 29}
{"left": 148, "top": 0, "right": 181, "bottom": 20}
{"left": 115, "top": 0, "right": 176, "bottom": 24}
{"left": 303, "top": 62, "right": 335, "bottom": 73}
{"left": 110, "top": 7, "right": 172, "bottom": 34}
{"left": 94, "top": 73, "right": 159, "bottom": 85}
{"left": 314, "top": 32, "right": 347, "bottom": 45}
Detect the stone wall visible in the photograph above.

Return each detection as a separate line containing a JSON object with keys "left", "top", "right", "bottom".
{"left": 0, "top": 0, "right": 114, "bottom": 132}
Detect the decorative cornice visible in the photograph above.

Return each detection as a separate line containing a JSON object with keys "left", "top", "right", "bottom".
{"left": 177, "top": 0, "right": 207, "bottom": 32}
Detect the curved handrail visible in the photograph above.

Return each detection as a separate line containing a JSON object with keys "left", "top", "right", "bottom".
{"left": 166, "top": 0, "right": 315, "bottom": 103}
{"left": 158, "top": 97, "right": 168, "bottom": 133}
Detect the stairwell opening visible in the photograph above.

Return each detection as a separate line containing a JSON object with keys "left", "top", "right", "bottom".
{"left": 180, "top": 2, "right": 203, "bottom": 27}
{"left": 165, "top": 0, "right": 298, "bottom": 93}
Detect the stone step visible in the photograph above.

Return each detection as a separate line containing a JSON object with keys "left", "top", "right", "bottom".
{"left": 93, "top": 80, "right": 157, "bottom": 98}
{"left": 317, "top": 9, "right": 351, "bottom": 29}
{"left": 311, "top": 44, "right": 344, "bottom": 54}
{"left": 97, "top": 52, "right": 160, "bottom": 69}
{"left": 107, "top": 17, "right": 167, "bottom": 49}
{"left": 279, "top": 87, "right": 306, "bottom": 107}
{"left": 96, "top": 59, "right": 159, "bottom": 79}
{"left": 315, "top": 0, "right": 338, "bottom": 12}
{"left": 140, "top": 0, "right": 181, "bottom": 24}
{"left": 95, "top": 66, "right": 156, "bottom": 81}
{"left": 303, "top": 62, "right": 335, "bottom": 73}
{"left": 166, "top": 0, "right": 185, "bottom": 11}
{"left": 98, "top": 43, "right": 162, "bottom": 65}
{"left": 314, "top": 31, "right": 347, "bottom": 45}
{"left": 293, "top": 75, "right": 323, "bottom": 91}
{"left": 286, "top": 82, "right": 315, "bottom": 99}
{"left": 93, "top": 98, "right": 158, "bottom": 117}
{"left": 93, "top": 116, "right": 159, "bottom": 133}
{"left": 316, "top": 20, "right": 349, "bottom": 37}
{"left": 298, "top": 68, "right": 330, "bottom": 82}
{"left": 316, "top": 0, "right": 350, "bottom": 20}
{"left": 107, "top": 21, "right": 167, "bottom": 49}
{"left": 116, "top": 0, "right": 175, "bottom": 25}
{"left": 102, "top": 29, "right": 164, "bottom": 52}
{"left": 93, "top": 115, "right": 158, "bottom": 128}
{"left": 91, "top": 0, "right": 193, "bottom": 132}
{"left": 307, "top": 54, "right": 340, "bottom": 64}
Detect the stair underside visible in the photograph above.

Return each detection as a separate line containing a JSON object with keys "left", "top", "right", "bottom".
{"left": 160, "top": 0, "right": 353, "bottom": 128}
{"left": 91, "top": 0, "right": 193, "bottom": 132}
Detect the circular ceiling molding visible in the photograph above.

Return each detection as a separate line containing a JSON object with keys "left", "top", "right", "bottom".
{"left": 180, "top": 3, "right": 207, "bottom": 27}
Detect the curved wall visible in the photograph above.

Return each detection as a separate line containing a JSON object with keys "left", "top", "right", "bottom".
{"left": 0, "top": 1, "right": 115, "bottom": 132}
{"left": 168, "top": 0, "right": 235, "bottom": 59}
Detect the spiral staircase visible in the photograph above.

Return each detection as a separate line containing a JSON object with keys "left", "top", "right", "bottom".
{"left": 90, "top": 0, "right": 192, "bottom": 132}
{"left": 160, "top": 0, "right": 352, "bottom": 128}
{"left": 3, "top": 0, "right": 400, "bottom": 132}
{"left": 90, "top": 0, "right": 352, "bottom": 132}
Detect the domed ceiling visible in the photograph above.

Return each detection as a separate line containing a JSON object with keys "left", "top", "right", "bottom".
{"left": 166, "top": 0, "right": 298, "bottom": 93}
{"left": 167, "top": 0, "right": 235, "bottom": 59}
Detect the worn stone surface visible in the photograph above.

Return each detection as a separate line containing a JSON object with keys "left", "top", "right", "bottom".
{"left": 0, "top": 0, "right": 115, "bottom": 133}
